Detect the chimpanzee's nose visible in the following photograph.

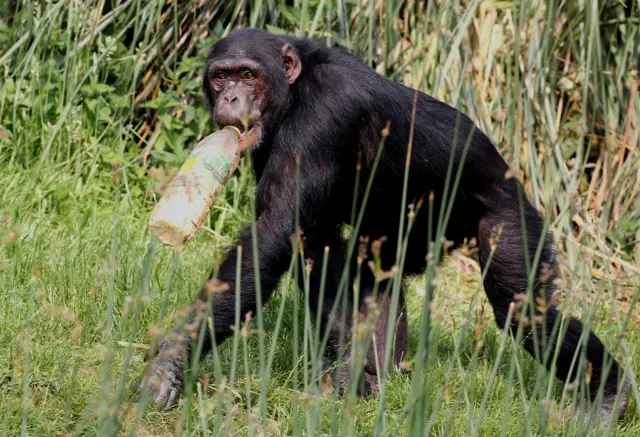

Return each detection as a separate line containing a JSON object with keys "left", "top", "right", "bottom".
{"left": 224, "top": 95, "right": 238, "bottom": 104}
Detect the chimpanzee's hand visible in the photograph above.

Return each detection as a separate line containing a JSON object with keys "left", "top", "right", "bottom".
{"left": 133, "top": 334, "right": 187, "bottom": 409}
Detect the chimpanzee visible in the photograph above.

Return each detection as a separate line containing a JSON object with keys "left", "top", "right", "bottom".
{"left": 138, "top": 28, "right": 629, "bottom": 421}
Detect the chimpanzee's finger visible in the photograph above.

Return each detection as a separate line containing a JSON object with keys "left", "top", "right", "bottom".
{"left": 166, "top": 388, "right": 178, "bottom": 409}
{"left": 130, "top": 380, "right": 142, "bottom": 392}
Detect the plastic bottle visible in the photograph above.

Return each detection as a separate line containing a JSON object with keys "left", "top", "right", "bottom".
{"left": 149, "top": 126, "right": 242, "bottom": 247}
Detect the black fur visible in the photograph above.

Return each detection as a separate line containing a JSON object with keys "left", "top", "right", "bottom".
{"left": 141, "top": 28, "right": 629, "bottom": 420}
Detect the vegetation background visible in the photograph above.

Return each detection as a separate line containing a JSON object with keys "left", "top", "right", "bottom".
{"left": 0, "top": 0, "right": 638, "bottom": 436}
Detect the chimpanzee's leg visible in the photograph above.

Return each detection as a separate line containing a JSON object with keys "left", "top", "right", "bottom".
{"left": 477, "top": 185, "right": 628, "bottom": 421}
{"left": 300, "top": 232, "right": 408, "bottom": 396}
{"left": 296, "top": 232, "right": 357, "bottom": 393}
{"left": 361, "top": 290, "right": 409, "bottom": 395}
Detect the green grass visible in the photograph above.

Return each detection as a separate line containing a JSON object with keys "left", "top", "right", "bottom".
{"left": 1, "top": 0, "right": 639, "bottom": 436}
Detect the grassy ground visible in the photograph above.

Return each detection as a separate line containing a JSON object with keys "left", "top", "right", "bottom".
{"left": 1, "top": 1, "right": 639, "bottom": 436}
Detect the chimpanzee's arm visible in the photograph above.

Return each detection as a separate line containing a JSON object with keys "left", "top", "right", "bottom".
{"left": 139, "top": 145, "right": 345, "bottom": 408}
{"left": 203, "top": 143, "right": 346, "bottom": 336}
{"left": 201, "top": 208, "right": 296, "bottom": 344}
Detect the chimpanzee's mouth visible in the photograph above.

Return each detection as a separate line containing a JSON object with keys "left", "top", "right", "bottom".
{"left": 237, "top": 123, "right": 255, "bottom": 137}
{"left": 237, "top": 122, "right": 262, "bottom": 153}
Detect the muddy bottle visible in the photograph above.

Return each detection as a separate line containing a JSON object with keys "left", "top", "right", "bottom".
{"left": 149, "top": 126, "right": 242, "bottom": 247}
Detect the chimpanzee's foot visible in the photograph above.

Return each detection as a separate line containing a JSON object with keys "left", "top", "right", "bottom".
{"left": 134, "top": 333, "right": 188, "bottom": 409}
{"left": 322, "top": 357, "right": 376, "bottom": 397}
{"left": 363, "top": 368, "right": 379, "bottom": 397}
{"left": 600, "top": 379, "right": 630, "bottom": 422}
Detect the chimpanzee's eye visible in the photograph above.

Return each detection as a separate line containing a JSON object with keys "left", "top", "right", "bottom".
{"left": 241, "top": 70, "right": 255, "bottom": 80}
{"left": 214, "top": 71, "right": 227, "bottom": 80}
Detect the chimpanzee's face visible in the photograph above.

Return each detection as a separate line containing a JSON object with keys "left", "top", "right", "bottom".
{"left": 206, "top": 58, "right": 265, "bottom": 142}
{"left": 203, "top": 30, "right": 302, "bottom": 150}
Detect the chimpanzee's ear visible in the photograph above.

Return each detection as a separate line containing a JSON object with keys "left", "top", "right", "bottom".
{"left": 281, "top": 43, "right": 302, "bottom": 84}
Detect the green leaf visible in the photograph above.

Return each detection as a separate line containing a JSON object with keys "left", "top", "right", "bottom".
{"left": 141, "top": 92, "right": 180, "bottom": 110}
{"left": 92, "top": 83, "right": 115, "bottom": 94}
{"left": 108, "top": 94, "right": 131, "bottom": 108}
{"left": 266, "top": 25, "right": 289, "bottom": 35}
